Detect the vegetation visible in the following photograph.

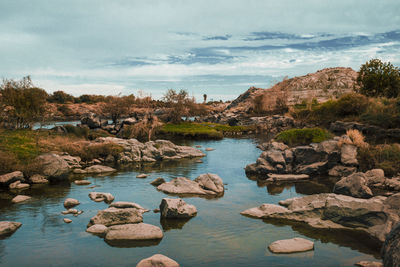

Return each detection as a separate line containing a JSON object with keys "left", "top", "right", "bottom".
{"left": 357, "top": 58, "right": 400, "bottom": 98}
{"left": 102, "top": 95, "right": 135, "bottom": 124}
{"left": 275, "top": 127, "right": 333, "bottom": 146}
{"left": 118, "top": 115, "right": 162, "bottom": 142}
{"left": 358, "top": 143, "right": 400, "bottom": 177}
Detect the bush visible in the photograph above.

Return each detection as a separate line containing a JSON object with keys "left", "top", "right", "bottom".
{"left": 358, "top": 143, "right": 400, "bottom": 177}
{"left": 357, "top": 58, "right": 400, "bottom": 98}
{"left": 62, "top": 142, "right": 124, "bottom": 162}
{"left": 275, "top": 128, "right": 333, "bottom": 146}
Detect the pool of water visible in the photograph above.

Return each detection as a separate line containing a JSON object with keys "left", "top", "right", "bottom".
{"left": 0, "top": 138, "right": 380, "bottom": 266}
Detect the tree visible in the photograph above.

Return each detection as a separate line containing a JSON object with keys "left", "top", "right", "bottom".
{"left": 203, "top": 94, "right": 207, "bottom": 103}
{"left": 102, "top": 95, "right": 133, "bottom": 125}
{"left": 0, "top": 76, "right": 49, "bottom": 129}
{"left": 162, "top": 89, "right": 195, "bottom": 122}
{"left": 357, "top": 58, "right": 400, "bottom": 98}
{"left": 48, "top": 90, "right": 75, "bottom": 103}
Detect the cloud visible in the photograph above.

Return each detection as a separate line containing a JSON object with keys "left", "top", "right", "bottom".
{"left": 203, "top": 35, "right": 232, "bottom": 41}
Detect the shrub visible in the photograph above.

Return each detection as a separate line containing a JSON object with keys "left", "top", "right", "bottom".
{"left": 338, "top": 129, "right": 368, "bottom": 148}
{"left": 64, "top": 125, "right": 89, "bottom": 139}
{"left": 358, "top": 143, "right": 400, "bottom": 177}
{"left": 275, "top": 128, "right": 333, "bottom": 146}
{"left": 62, "top": 142, "right": 124, "bottom": 162}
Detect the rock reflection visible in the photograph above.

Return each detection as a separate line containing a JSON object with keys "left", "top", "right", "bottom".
{"left": 160, "top": 218, "right": 192, "bottom": 231}
{"left": 105, "top": 238, "right": 162, "bottom": 248}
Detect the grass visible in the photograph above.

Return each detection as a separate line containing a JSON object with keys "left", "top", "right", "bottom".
{"left": 358, "top": 143, "right": 400, "bottom": 177}
{"left": 275, "top": 127, "right": 333, "bottom": 146}
{"left": 159, "top": 122, "right": 255, "bottom": 139}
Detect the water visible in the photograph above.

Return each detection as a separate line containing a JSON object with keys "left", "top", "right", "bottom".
{"left": 0, "top": 138, "right": 380, "bottom": 266}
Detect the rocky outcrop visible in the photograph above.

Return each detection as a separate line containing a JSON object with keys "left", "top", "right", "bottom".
{"left": 330, "top": 121, "right": 400, "bottom": 141}
{"left": 88, "top": 207, "right": 143, "bottom": 227}
{"left": 268, "top": 238, "right": 314, "bottom": 254}
{"left": 241, "top": 193, "right": 400, "bottom": 243}
{"left": 0, "top": 221, "right": 22, "bottom": 237}
{"left": 157, "top": 174, "right": 224, "bottom": 196}
{"left": 89, "top": 192, "right": 115, "bottom": 204}
{"left": 382, "top": 222, "right": 400, "bottom": 267}
{"left": 104, "top": 223, "right": 163, "bottom": 244}
{"left": 136, "top": 254, "right": 180, "bottom": 267}
{"left": 37, "top": 153, "right": 70, "bottom": 179}
{"left": 160, "top": 198, "right": 197, "bottom": 219}
{"left": 245, "top": 139, "right": 353, "bottom": 177}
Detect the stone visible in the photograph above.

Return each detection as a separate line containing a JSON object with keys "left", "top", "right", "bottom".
{"left": 88, "top": 207, "right": 143, "bottom": 227}
{"left": 355, "top": 261, "right": 383, "bottom": 267}
{"left": 333, "top": 173, "right": 373, "bottom": 199}
{"left": 382, "top": 223, "right": 400, "bottom": 267}
{"left": 341, "top": 144, "right": 358, "bottom": 165}
{"left": 266, "top": 174, "right": 310, "bottom": 182}
{"left": 136, "top": 254, "right": 180, "bottom": 267}
{"left": 122, "top": 117, "right": 137, "bottom": 125}
{"left": 9, "top": 181, "right": 30, "bottom": 190}
{"left": 29, "top": 174, "right": 49, "bottom": 184}
{"left": 364, "top": 169, "right": 385, "bottom": 186}
{"left": 105, "top": 223, "right": 163, "bottom": 242}
{"left": 86, "top": 224, "right": 108, "bottom": 235}
{"left": 62, "top": 208, "right": 79, "bottom": 215}
{"left": 0, "top": 171, "right": 24, "bottom": 186}
{"left": 240, "top": 204, "right": 290, "bottom": 218}
{"left": 64, "top": 198, "right": 80, "bottom": 208}
{"left": 109, "top": 201, "right": 149, "bottom": 212}
{"left": 0, "top": 221, "right": 22, "bottom": 236}
{"left": 81, "top": 113, "right": 103, "bottom": 129}
{"left": 37, "top": 153, "right": 70, "bottom": 179}
{"left": 11, "top": 195, "right": 31, "bottom": 203}
{"left": 63, "top": 218, "right": 72, "bottom": 223}
{"left": 195, "top": 159, "right": 203, "bottom": 163}
{"left": 74, "top": 180, "right": 91, "bottom": 185}
{"left": 328, "top": 165, "right": 357, "bottom": 177}
{"left": 136, "top": 173, "right": 148, "bottom": 178}
{"left": 89, "top": 192, "right": 115, "bottom": 203}
{"left": 160, "top": 198, "right": 197, "bottom": 219}
{"left": 150, "top": 178, "right": 165, "bottom": 186}
{"left": 268, "top": 238, "right": 314, "bottom": 253}
{"left": 205, "top": 148, "right": 214, "bottom": 151}
{"left": 157, "top": 177, "right": 216, "bottom": 196}
{"left": 194, "top": 173, "right": 224, "bottom": 194}
{"left": 84, "top": 165, "right": 116, "bottom": 174}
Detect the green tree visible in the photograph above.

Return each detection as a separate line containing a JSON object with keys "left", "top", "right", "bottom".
{"left": 357, "top": 58, "right": 400, "bottom": 98}
{"left": 162, "top": 89, "right": 195, "bottom": 122}
{"left": 0, "top": 76, "right": 49, "bottom": 128}
{"left": 48, "top": 90, "right": 75, "bottom": 103}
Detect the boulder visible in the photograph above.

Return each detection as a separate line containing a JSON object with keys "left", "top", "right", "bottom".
{"left": 382, "top": 223, "right": 400, "bottom": 267}
{"left": 365, "top": 169, "right": 385, "bottom": 186}
{"left": 240, "top": 204, "right": 290, "bottom": 218}
{"left": 328, "top": 165, "right": 357, "bottom": 177}
{"left": 157, "top": 177, "right": 216, "bottom": 196}
{"left": 341, "top": 144, "right": 358, "bottom": 165}
{"left": 74, "top": 180, "right": 91, "bottom": 185}
{"left": 0, "top": 221, "right": 22, "bottom": 236}
{"left": 81, "top": 113, "right": 103, "bottom": 129}
{"left": 194, "top": 173, "right": 224, "bottom": 194}
{"left": 86, "top": 224, "right": 108, "bottom": 235}
{"left": 88, "top": 207, "right": 143, "bottom": 227}
{"left": 109, "top": 201, "right": 149, "bottom": 212}
{"left": 61, "top": 208, "right": 79, "bottom": 215}
{"left": 150, "top": 178, "right": 165, "bottom": 186}
{"left": 355, "top": 261, "right": 383, "bottom": 267}
{"left": 136, "top": 254, "right": 180, "bottom": 267}
{"left": 268, "top": 238, "right": 314, "bottom": 253}
{"left": 160, "top": 198, "right": 197, "bottom": 219}
{"left": 29, "top": 174, "right": 49, "bottom": 184}
{"left": 84, "top": 165, "right": 116, "bottom": 174}
{"left": 11, "top": 195, "right": 31, "bottom": 203}
{"left": 0, "top": 171, "right": 24, "bottom": 186}
{"left": 63, "top": 198, "right": 80, "bottom": 208}
{"left": 60, "top": 155, "right": 82, "bottom": 169}
{"left": 333, "top": 173, "right": 373, "bottom": 199}
{"left": 37, "top": 153, "right": 70, "bottom": 179}
{"left": 9, "top": 181, "right": 30, "bottom": 190}
{"left": 105, "top": 223, "right": 163, "bottom": 242}
{"left": 89, "top": 192, "right": 115, "bottom": 203}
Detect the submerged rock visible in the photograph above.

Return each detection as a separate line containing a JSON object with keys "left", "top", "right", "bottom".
{"left": 84, "top": 165, "right": 116, "bottom": 174}
{"left": 150, "top": 178, "right": 165, "bottom": 186}
{"left": 88, "top": 207, "right": 143, "bottom": 227}
{"left": 109, "top": 201, "right": 149, "bottom": 213}
{"left": 268, "top": 238, "right": 314, "bottom": 253}
{"left": 160, "top": 198, "right": 197, "bottom": 219}
{"left": 0, "top": 221, "right": 22, "bottom": 236}
{"left": 266, "top": 174, "right": 310, "bottom": 182}
{"left": 11, "top": 195, "right": 31, "bottom": 204}
{"left": 136, "top": 254, "right": 180, "bottom": 267}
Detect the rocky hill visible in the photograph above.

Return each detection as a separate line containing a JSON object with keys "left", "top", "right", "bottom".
{"left": 226, "top": 67, "right": 359, "bottom": 113}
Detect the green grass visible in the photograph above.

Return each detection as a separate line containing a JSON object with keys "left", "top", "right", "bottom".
{"left": 160, "top": 122, "right": 254, "bottom": 139}
{"left": 0, "top": 129, "right": 41, "bottom": 161}
{"left": 275, "top": 127, "right": 333, "bottom": 146}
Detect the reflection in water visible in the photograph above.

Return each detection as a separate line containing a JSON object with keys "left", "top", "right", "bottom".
{"left": 105, "top": 238, "right": 162, "bottom": 248}
{"left": 160, "top": 218, "right": 192, "bottom": 231}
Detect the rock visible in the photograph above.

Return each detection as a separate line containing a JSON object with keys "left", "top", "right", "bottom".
{"left": 63, "top": 198, "right": 80, "bottom": 208}
{"left": 84, "top": 165, "right": 116, "bottom": 174}
{"left": 89, "top": 192, "right": 115, "bottom": 203}
{"left": 341, "top": 144, "right": 358, "bottom": 165}
{"left": 382, "top": 223, "right": 400, "bottom": 267}
{"left": 0, "top": 171, "right": 24, "bottom": 186}
{"left": 195, "top": 159, "right": 203, "bottom": 163}
{"left": 194, "top": 173, "right": 224, "bottom": 194}
{"left": 365, "top": 169, "right": 385, "bottom": 186}
{"left": 0, "top": 221, "right": 22, "bottom": 236}
{"left": 268, "top": 238, "right": 314, "bottom": 253}
{"left": 62, "top": 208, "right": 79, "bottom": 215}
{"left": 240, "top": 204, "right": 290, "bottom": 218}
{"left": 105, "top": 223, "right": 163, "bottom": 242}
{"left": 157, "top": 177, "right": 216, "bottom": 196}
{"left": 333, "top": 172, "right": 373, "bottom": 199}
{"left": 205, "top": 148, "right": 214, "bottom": 151}
{"left": 88, "top": 207, "right": 143, "bottom": 227}
{"left": 136, "top": 173, "right": 148, "bottom": 179}
{"left": 81, "top": 113, "right": 103, "bottom": 129}
{"left": 104, "top": 154, "right": 115, "bottom": 164}
{"left": 136, "top": 254, "right": 180, "bottom": 267}
{"left": 63, "top": 218, "right": 72, "bottom": 223}
{"left": 150, "top": 178, "right": 165, "bottom": 186}
{"left": 122, "top": 117, "right": 137, "bottom": 125}
{"left": 160, "top": 198, "right": 197, "bottom": 219}
{"left": 37, "top": 153, "right": 70, "bottom": 179}
{"left": 74, "top": 180, "right": 91, "bottom": 185}
{"left": 328, "top": 165, "right": 357, "bottom": 177}
{"left": 266, "top": 174, "right": 310, "bottom": 182}
{"left": 86, "top": 224, "right": 108, "bottom": 235}
{"left": 355, "top": 261, "right": 383, "bottom": 267}
{"left": 29, "top": 174, "right": 49, "bottom": 184}
{"left": 153, "top": 209, "right": 160, "bottom": 213}
{"left": 61, "top": 155, "right": 82, "bottom": 169}
{"left": 109, "top": 201, "right": 149, "bottom": 212}
{"left": 195, "top": 145, "right": 202, "bottom": 148}
{"left": 9, "top": 181, "right": 30, "bottom": 190}
{"left": 11, "top": 195, "right": 31, "bottom": 203}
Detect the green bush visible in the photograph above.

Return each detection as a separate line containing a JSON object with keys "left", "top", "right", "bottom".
{"left": 275, "top": 128, "right": 333, "bottom": 146}
{"left": 358, "top": 143, "right": 400, "bottom": 177}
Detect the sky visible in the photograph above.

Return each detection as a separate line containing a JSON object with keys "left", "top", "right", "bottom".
{"left": 0, "top": 0, "right": 400, "bottom": 101}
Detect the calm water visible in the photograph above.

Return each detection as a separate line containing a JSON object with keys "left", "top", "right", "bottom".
{"left": 0, "top": 138, "right": 380, "bottom": 266}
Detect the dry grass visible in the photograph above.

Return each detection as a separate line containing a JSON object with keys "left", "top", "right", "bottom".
{"left": 338, "top": 129, "right": 369, "bottom": 148}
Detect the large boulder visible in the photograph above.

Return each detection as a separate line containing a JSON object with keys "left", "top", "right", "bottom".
{"left": 194, "top": 173, "right": 224, "bottom": 194}
{"left": 341, "top": 144, "right": 358, "bottom": 166}
{"left": 136, "top": 254, "right": 180, "bottom": 267}
{"left": 0, "top": 171, "right": 24, "bottom": 186}
{"left": 382, "top": 223, "right": 400, "bottom": 267}
{"left": 333, "top": 172, "right": 373, "bottom": 199}
{"left": 328, "top": 165, "right": 357, "bottom": 177}
{"left": 268, "top": 238, "right": 314, "bottom": 253}
{"left": 104, "top": 223, "right": 163, "bottom": 243}
{"left": 0, "top": 221, "right": 22, "bottom": 237}
{"left": 88, "top": 207, "right": 143, "bottom": 227}
{"left": 37, "top": 153, "right": 70, "bottom": 179}
{"left": 160, "top": 198, "right": 197, "bottom": 219}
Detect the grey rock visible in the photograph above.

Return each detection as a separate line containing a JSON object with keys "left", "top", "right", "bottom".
{"left": 9, "top": 181, "right": 30, "bottom": 190}
{"left": 29, "top": 174, "right": 49, "bottom": 184}
{"left": 160, "top": 198, "right": 197, "bottom": 219}
{"left": 86, "top": 224, "right": 108, "bottom": 235}
{"left": 74, "top": 180, "right": 91, "bottom": 185}
{"left": 341, "top": 144, "right": 358, "bottom": 165}
{"left": 328, "top": 165, "right": 357, "bottom": 177}
{"left": 382, "top": 223, "right": 400, "bottom": 267}
{"left": 266, "top": 174, "right": 309, "bottom": 182}
{"left": 136, "top": 173, "right": 148, "bottom": 178}
{"left": 194, "top": 173, "right": 224, "bottom": 194}
{"left": 355, "top": 261, "right": 383, "bottom": 267}
{"left": 157, "top": 177, "right": 217, "bottom": 196}
{"left": 365, "top": 169, "right": 385, "bottom": 186}
{"left": 63, "top": 218, "right": 72, "bottom": 223}
{"left": 84, "top": 165, "right": 116, "bottom": 174}
{"left": 37, "top": 153, "right": 70, "bottom": 179}
{"left": 109, "top": 201, "right": 149, "bottom": 212}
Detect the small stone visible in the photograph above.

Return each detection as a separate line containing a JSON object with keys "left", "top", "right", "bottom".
{"left": 29, "top": 174, "right": 49, "bottom": 184}
{"left": 63, "top": 198, "right": 80, "bottom": 208}
{"left": 63, "top": 218, "right": 72, "bottom": 223}
{"left": 86, "top": 224, "right": 108, "bottom": 235}
{"left": 11, "top": 195, "right": 31, "bottom": 203}
{"left": 136, "top": 173, "right": 148, "bottom": 178}
{"left": 205, "top": 148, "right": 214, "bottom": 151}
{"left": 89, "top": 192, "right": 115, "bottom": 204}
{"left": 150, "top": 177, "right": 165, "bottom": 186}
{"left": 195, "top": 145, "right": 202, "bottom": 148}
{"left": 268, "top": 237, "right": 314, "bottom": 253}
{"left": 153, "top": 209, "right": 160, "bottom": 213}
{"left": 74, "top": 180, "right": 91, "bottom": 185}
